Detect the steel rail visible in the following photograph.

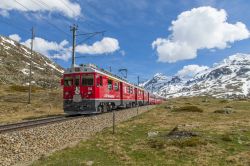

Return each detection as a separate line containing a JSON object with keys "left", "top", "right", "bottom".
{"left": 0, "top": 105, "right": 155, "bottom": 134}
{"left": 0, "top": 115, "right": 83, "bottom": 134}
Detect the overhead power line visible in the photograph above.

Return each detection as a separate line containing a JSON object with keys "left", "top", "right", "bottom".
{"left": 15, "top": 0, "right": 71, "bottom": 38}
{"left": 76, "top": 31, "right": 106, "bottom": 45}
{"left": 58, "top": 0, "right": 76, "bottom": 17}
{"left": 0, "top": 18, "right": 29, "bottom": 33}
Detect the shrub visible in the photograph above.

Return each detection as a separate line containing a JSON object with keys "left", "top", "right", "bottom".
{"left": 147, "top": 139, "right": 165, "bottom": 149}
{"left": 172, "top": 106, "right": 203, "bottom": 113}
{"left": 219, "top": 99, "right": 228, "bottom": 103}
{"left": 221, "top": 134, "right": 233, "bottom": 142}
{"left": 170, "top": 137, "right": 206, "bottom": 147}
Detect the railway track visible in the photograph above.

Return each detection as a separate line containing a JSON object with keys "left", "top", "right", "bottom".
{"left": 0, "top": 115, "right": 84, "bottom": 134}
{"left": 0, "top": 105, "right": 153, "bottom": 134}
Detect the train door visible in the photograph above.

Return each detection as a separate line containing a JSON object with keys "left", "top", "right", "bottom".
{"left": 120, "top": 82, "right": 123, "bottom": 106}
{"left": 72, "top": 74, "right": 81, "bottom": 102}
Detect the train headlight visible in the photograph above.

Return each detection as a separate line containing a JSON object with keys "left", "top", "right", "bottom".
{"left": 65, "top": 92, "right": 69, "bottom": 95}
{"left": 88, "top": 91, "right": 92, "bottom": 95}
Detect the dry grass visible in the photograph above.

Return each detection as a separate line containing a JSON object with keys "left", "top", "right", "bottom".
{"left": 33, "top": 96, "right": 250, "bottom": 166}
{"left": 0, "top": 85, "right": 64, "bottom": 124}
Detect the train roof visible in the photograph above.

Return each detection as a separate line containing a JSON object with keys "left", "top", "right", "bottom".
{"left": 64, "top": 64, "right": 145, "bottom": 91}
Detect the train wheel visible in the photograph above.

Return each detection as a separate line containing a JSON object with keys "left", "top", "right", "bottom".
{"left": 97, "top": 106, "right": 103, "bottom": 113}
{"left": 103, "top": 104, "right": 108, "bottom": 113}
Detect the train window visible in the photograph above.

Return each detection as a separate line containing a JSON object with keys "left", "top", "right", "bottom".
{"left": 64, "top": 77, "right": 73, "bottom": 86}
{"left": 108, "top": 79, "right": 113, "bottom": 90}
{"left": 127, "top": 86, "right": 130, "bottom": 94}
{"left": 131, "top": 87, "right": 133, "bottom": 94}
{"left": 99, "top": 76, "right": 103, "bottom": 86}
{"left": 96, "top": 75, "right": 103, "bottom": 86}
{"left": 114, "top": 82, "right": 119, "bottom": 91}
{"left": 75, "top": 76, "right": 80, "bottom": 86}
{"left": 82, "top": 75, "right": 94, "bottom": 86}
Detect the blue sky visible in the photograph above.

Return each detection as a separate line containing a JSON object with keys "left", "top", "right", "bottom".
{"left": 1, "top": 0, "right": 250, "bottom": 83}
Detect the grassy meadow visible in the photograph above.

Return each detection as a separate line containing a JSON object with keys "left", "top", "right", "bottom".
{"left": 33, "top": 96, "right": 250, "bottom": 166}
{"left": 0, "top": 85, "right": 63, "bottom": 123}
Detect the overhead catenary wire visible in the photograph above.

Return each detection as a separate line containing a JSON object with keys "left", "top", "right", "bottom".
{"left": 58, "top": 0, "right": 76, "bottom": 17}
{"left": 0, "top": 17, "right": 30, "bottom": 34}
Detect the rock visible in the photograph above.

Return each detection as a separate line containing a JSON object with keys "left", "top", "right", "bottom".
{"left": 214, "top": 108, "right": 234, "bottom": 114}
{"left": 167, "top": 126, "right": 198, "bottom": 139}
{"left": 147, "top": 131, "right": 159, "bottom": 138}
{"left": 86, "top": 160, "right": 94, "bottom": 166}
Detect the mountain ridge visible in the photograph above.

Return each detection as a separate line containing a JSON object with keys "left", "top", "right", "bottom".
{"left": 142, "top": 53, "right": 250, "bottom": 99}
{"left": 0, "top": 35, "right": 64, "bottom": 88}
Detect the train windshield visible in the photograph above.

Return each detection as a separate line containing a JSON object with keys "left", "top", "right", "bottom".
{"left": 82, "top": 75, "right": 94, "bottom": 86}
{"left": 64, "top": 77, "right": 73, "bottom": 86}
{"left": 75, "top": 76, "right": 80, "bottom": 86}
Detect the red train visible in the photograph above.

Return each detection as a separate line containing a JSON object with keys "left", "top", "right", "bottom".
{"left": 61, "top": 64, "right": 165, "bottom": 114}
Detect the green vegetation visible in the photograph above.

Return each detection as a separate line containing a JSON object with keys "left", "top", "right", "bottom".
{"left": 33, "top": 97, "right": 250, "bottom": 166}
{"left": 172, "top": 105, "right": 204, "bottom": 112}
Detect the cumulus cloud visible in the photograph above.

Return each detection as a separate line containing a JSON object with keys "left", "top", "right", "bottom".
{"left": 0, "top": 0, "right": 81, "bottom": 18}
{"left": 22, "top": 37, "right": 67, "bottom": 55}
{"left": 18, "top": 35, "right": 120, "bottom": 61}
{"left": 76, "top": 37, "right": 120, "bottom": 55}
{"left": 152, "top": 6, "right": 250, "bottom": 63}
{"left": 177, "top": 64, "right": 209, "bottom": 78}
{"left": 9, "top": 34, "right": 21, "bottom": 42}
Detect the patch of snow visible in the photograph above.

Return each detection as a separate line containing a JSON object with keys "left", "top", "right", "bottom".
{"left": 2, "top": 37, "right": 16, "bottom": 46}
{"left": 242, "top": 79, "right": 250, "bottom": 96}
{"left": 20, "top": 68, "right": 34, "bottom": 75}
{"left": 45, "top": 61, "right": 64, "bottom": 73}
{"left": 35, "top": 66, "right": 45, "bottom": 70}
{"left": 21, "top": 68, "right": 29, "bottom": 75}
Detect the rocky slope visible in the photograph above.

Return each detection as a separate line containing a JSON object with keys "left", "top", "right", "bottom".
{"left": 143, "top": 53, "right": 250, "bottom": 99}
{"left": 0, "top": 35, "right": 64, "bottom": 88}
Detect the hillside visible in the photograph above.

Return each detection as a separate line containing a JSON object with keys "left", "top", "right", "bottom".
{"left": 143, "top": 54, "right": 250, "bottom": 99}
{"left": 0, "top": 35, "right": 64, "bottom": 88}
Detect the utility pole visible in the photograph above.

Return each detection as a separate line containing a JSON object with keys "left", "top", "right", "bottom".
{"left": 109, "top": 66, "right": 112, "bottom": 72}
{"left": 70, "top": 24, "right": 78, "bottom": 68}
{"left": 137, "top": 76, "right": 140, "bottom": 86}
{"left": 28, "top": 27, "right": 35, "bottom": 104}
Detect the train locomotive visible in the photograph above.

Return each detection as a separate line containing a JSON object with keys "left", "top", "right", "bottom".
{"left": 61, "top": 64, "right": 164, "bottom": 114}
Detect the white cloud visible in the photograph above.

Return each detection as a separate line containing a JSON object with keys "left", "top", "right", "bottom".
{"left": 177, "top": 64, "right": 209, "bottom": 78}
{"left": 22, "top": 37, "right": 71, "bottom": 61}
{"left": 76, "top": 37, "right": 120, "bottom": 55}
{"left": 152, "top": 6, "right": 250, "bottom": 63}
{"left": 19, "top": 36, "right": 120, "bottom": 61}
{"left": 0, "top": 0, "right": 81, "bottom": 18}
{"left": 9, "top": 34, "right": 21, "bottom": 42}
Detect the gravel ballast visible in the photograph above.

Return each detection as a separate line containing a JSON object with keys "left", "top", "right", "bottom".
{"left": 0, "top": 105, "right": 155, "bottom": 166}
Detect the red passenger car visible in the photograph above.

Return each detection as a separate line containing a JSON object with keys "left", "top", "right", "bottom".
{"left": 62, "top": 64, "right": 165, "bottom": 114}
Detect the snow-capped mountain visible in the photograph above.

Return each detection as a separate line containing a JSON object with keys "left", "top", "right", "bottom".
{"left": 142, "top": 53, "right": 250, "bottom": 99}
{"left": 140, "top": 73, "right": 171, "bottom": 92}
{"left": 0, "top": 35, "right": 64, "bottom": 88}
